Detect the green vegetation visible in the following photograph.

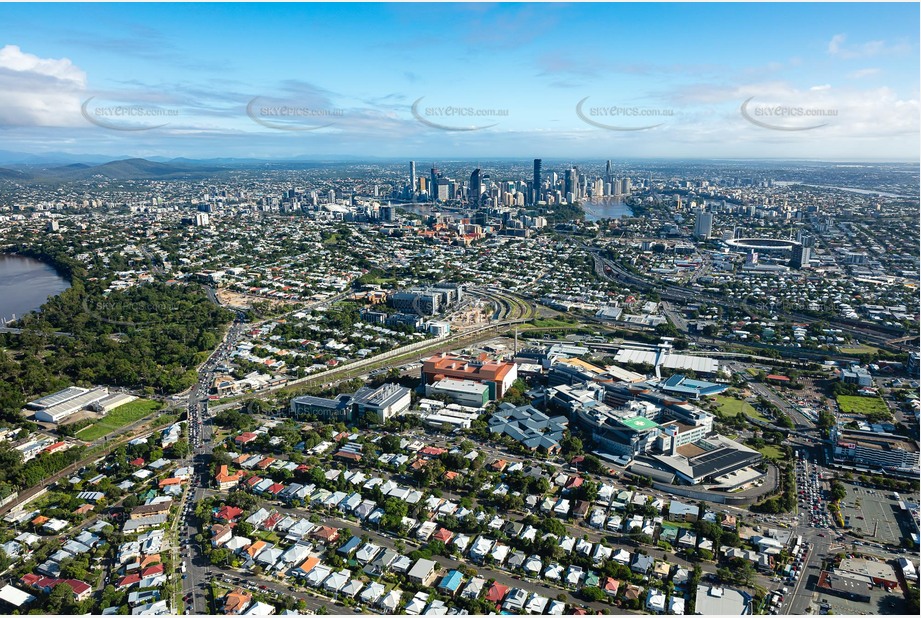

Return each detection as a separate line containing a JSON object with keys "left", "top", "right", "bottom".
{"left": 713, "top": 395, "right": 766, "bottom": 421}
{"left": 1, "top": 275, "right": 233, "bottom": 411}
{"left": 836, "top": 395, "right": 889, "bottom": 416}
{"left": 75, "top": 399, "right": 163, "bottom": 441}
{"left": 757, "top": 445, "right": 784, "bottom": 460}
{"left": 839, "top": 345, "right": 880, "bottom": 356}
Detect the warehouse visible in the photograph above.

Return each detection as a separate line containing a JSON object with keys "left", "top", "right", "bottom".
{"left": 34, "top": 387, "right": 109, "bottom": 424}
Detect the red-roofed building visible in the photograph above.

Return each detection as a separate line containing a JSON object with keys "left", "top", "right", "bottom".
{"left": 215, "top": 466, "right": 244, "bottom": 490}
{"left": 23, "top": 577, "right": 91, "bottom": 601}
{"left": 141, "top": 564, "right": 164, "bottom": 578}
{"left": 215, "top": 505, "right": 243, "bottom": 523}
{"left": 485, "top": 582, "right": 509, "bottom": 604}
{"left": 130, "top": 458, "right": 145, "bottom": 467}
{"left": 766, "top": 374, "right": 791, "bottom": 384}
{"left": 602, "top": 577, "right": 621, "bottom": 597}
{"left": 158, "top": 477, "right": 183, "bottom": 489}
{"left": 490, "top": 459, "right": 508, "bottom": 472}
{"left": 334, "top": 450, "right": 362, "bottom": 463}
{"left": 261, "top": 512, "right": 282, "bottom": 531}
{"left": 234, "top": 432, "right": 258, "bottom": 446}
{"left": 421, "top": 354, "right": 518, "bottom": 399}
{"left": 244, "top": 476, "right": 262, "bottom": 489}
{"left": 74, "top": 504, "right": 94, "bottom": 515}
{"left": 433, "top": 528, "right": 454, "bottom": 544}
{"left": 42, "top": 441, "right": 67, "bottom": 455}
{"left": 312, "top": 526, "right": 339, "bottom": 544}
{"left": 267, "top": 483, "right": 285, "bottom": 496}
{"left": 256, "top": 457, "right": 275, "bottom": 470}
{"left": 565, "top": 476, "right": 584, "bottom": 490}
{"left": 419, "top": 446, "right": 446, "bottom": 457}
{"left": 116, "top": 573, "right": 141, "bottom": 590}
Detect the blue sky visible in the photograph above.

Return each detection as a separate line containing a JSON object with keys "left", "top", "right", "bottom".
{"left": 0, "top": 2, "right": 918, "bottom": 160}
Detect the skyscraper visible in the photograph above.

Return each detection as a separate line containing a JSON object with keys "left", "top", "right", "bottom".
{"left": 469, "top": 168, "right": 482, "bottom": 206}
{"left": 533, "top": 159, "right": 542, "bottom": 204}
{"left": 694, "top": 210, "right": 714, "bottom": 239}
{"left": 605, "top": 160, "right": 613, "bottom": 184}
{"left": 791, "top": 243, "right": 811, "bottom": 269}
{"left": 430, "top": 165, "right": 439, "bottom": 202}
{"left": 564, "top": 166, "right": 577, "bottom": 200}
{"left": 409, "top": 161, "right": 416, "bottom": 192}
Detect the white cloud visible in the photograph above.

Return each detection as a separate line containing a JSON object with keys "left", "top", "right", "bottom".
{"left": 827, "top": 34, "right": 907, "bottom": 59}
{"left": 0, "top": 45, "right": 87, "bottom": 127}
{"left": 847, "top": 68, "right": 880, "bottom": 79}
{"left": 810, "top": 84, "right": 832, "bottom": 91}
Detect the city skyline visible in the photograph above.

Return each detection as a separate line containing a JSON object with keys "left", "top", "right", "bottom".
{"left": 0, "top": 2, "right": 918, "bottom": 161}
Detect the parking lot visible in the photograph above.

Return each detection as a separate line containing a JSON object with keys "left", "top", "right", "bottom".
{"left": 817, "top": 583, "right": 907, "bottom": 616}
{"left": 838, "top": 483, "right": 912, "bottom": 546}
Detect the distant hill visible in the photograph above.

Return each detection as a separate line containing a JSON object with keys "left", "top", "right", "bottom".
{"left": 0, "top": 167, "right": 30, "bottom": 180}
{"left": 36, "top": 158, "right": 227, "bottom": 181}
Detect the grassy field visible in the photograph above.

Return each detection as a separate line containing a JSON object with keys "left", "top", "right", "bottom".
{"left": 713, "top": 395, "right": 762, "bottom": 420}
{"left": 76, "top": 399, "right": 163, "bottom": 441}
{"left": 836, "top": 395, "right": 889, "bottom": 416}
{"left": 839, "top": 344, "right": 880, "bottom": 356}
{"left": 758, "top": 445, "right": 784, "bottom": 460}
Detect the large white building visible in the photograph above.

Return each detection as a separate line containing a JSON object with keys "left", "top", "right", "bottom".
{"left": 33, "top": 387, "right": 110, "bottom": 424}
{"left": 425, "top": 379, "right": 489, "bottom": 408}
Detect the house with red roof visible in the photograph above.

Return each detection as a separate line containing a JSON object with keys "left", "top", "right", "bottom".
{"left": 215, "top": 466, "right": 244, "bottom": 490}
{"left": 334, "top": 450, "right": 361, "bottom": 463}
{"left": 22, "top": 576, "right": 91, "bottom": 601}
{"left": 311, "top": 526, "right": 339, "bottom": 544}
{"left": 234, "top": 432, "right": 258, "bottom": 446}
{"left": 433, "top": 528, "right": 454, "bottom": 544}
{"left": 215, "top": 505, "right": 243, "bottom": 523}
{"left": 419, "top": 446, "right": 446, "bottom": 457}
{"left": 261, "top": 512, "right": 282, "bottom": 531}
{"left": 116, "top": 573, "right": 141, "bottom": 590}
{"left": 602, "top": 577, "right": 621, "bottom": 597}
{"left": 129, "top": 458, "right": 145, "bottom": 467}
{"left": 485, "top": 582, "right": 509, "bottom": 605}
{"left": 267, "top": 483, "right": 285, "bottom": 496}
{"left": 256, "top": 457, "right": 275, "bottom": 470}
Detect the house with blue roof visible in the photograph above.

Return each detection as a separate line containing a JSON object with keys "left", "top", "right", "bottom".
{"left": 437, "top": 570, "right": 464, "bottom": 596}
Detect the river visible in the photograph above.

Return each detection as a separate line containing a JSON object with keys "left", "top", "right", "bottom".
{"left": 0, "top": 254, "right": 71, "bottom": 324}
{"left": 581, "top": 197, "right": 634, "bottom": 222}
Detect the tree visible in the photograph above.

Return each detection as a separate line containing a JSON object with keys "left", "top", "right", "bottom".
{"left": 47, "top": 583, "right": 75, "bottom": 614}
{"left": 582, "top": 586, "right": 606, "bottom": 602}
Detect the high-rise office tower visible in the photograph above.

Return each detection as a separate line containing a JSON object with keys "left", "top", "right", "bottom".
{"left": 564, "top": 166, "right": 577, "bottom": 199}
{"left": 410, "top": 161, "right": 416, "bottom": 192}
{"left": 533, "top": 159, "right": 542, "bottom": 204}
{"left": 694, "top": 210, "right": 714, "bottom": 239}
{"left": 430, "top": 166, "right": 439, "bottom": 202}
{"left": 621, "top": 177, "right": 631, "bottom": 195}
{"left": 791, "top": 243, "right": 811, "bottom": 269}
{"left": 469, "top": 168, "right": 482, "bottom": 206}
{"left": 605, "top": 160, "right": 613, "bottom": 184}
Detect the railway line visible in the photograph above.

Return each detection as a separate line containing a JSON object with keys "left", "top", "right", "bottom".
{"left": 590, "top": 249, "right": 915, "bottom": 354}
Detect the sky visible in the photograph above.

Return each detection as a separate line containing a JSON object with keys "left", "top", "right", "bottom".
{"left": 0, "top": 1, "right": 918, "bottom": 161}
